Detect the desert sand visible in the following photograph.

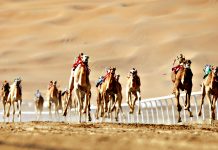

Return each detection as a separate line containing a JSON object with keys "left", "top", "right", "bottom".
{"left": 0, "top": 122, "right": 218, "bottom": 150}
{"left": 0, "top": 0, "right": 218, "bottom": 102}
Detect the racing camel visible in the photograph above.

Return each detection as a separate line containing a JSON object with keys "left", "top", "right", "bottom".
{"left": 47, "top": 81, "right": 60, "bottom": 120}
{"left": 96, "top": 68, "right": 123, "bottom": 121}
{"left": 198, "top": 66, "right": 218, "bottom": 122}
{"left": 171, "top": 60, "right": 193, "bottom": 122}
{"left": 126, "top": 68, "right": 141, "bottom": 114}
{"left": 63, "top": 54, "right": 91, "bottom": 122}
{"left": 6, "top": 77, "right": 22, "bottom": 122}
{"left": 1, "top": 81, "right": 10, "bottom": 119}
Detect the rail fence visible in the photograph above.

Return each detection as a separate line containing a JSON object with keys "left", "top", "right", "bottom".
{"left": 89, "top": 91, "right": 218, "bottom": 124}
{"left": 1, "top": 91, "right": 218, "bottom": 124}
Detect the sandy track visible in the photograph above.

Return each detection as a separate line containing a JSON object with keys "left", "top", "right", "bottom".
{"left": 0, "top": 122, "right": 218, "bottom": 150}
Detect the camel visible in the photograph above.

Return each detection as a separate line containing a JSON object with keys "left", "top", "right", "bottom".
{"left": 63, "top": 54, "right": 91, "bottom": 122}
{"left": 96, "top": 68, "right": 123, "bottom": 121}
{"left": 198, "top": 66, "right": 218, "bottom": 121}
{"left": 126, "top": 69, "right": 141, "bottom": 114}
{"left": 1, "top": 81, "right": 10, "bottom": 119}
{"left": 34, "top": 91, "right": 44, "bottom": 121}
{"left": 171, "top": 60, "right": 193, "bottom": 122}
{"left": 47, "top": 81, "right": 59, "bottom": 119}
{"left": 6, "top": 77, "right": 22, "bottom": 122}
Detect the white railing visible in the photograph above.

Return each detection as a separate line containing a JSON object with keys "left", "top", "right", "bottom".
{"left": 90, "top": 91, "right": 218, "bottom": 124}
{"left": 1, "top": 91, "right": 218, "bottom": 124}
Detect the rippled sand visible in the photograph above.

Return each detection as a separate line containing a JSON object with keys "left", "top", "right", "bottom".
{"left": 0, "top": 122, "right": 217, "bottom": 150}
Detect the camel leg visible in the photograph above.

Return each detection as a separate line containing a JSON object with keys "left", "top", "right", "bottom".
{"left": 128, "top": 92, "right": 134, "bottom": 114}
{"left": 137, "top": 91, "right": 142, "bottom": 115}
{"left": 96, "top": 93, "right": 101, "bottom": 119}
{"left": 49, "top": 101, "right": 52, "bottom": 120}
{"left": 75, "top": 89, "right": 82, "bottom": 123}
{"left": 198, "top": 85, "right": 206, "bottom": 116}
{"left": 6, "top": 102, "right": 11, "bottom": 118}
{"left": 87, "top": 92, "right": 92, "bottom": 122}
{"left": 175, "top": 90, "right": 182, "bottom": 123}
{"left": 55, "top": 101, "right": 60, "bottom": 121}
{"left": 126, "top": 90, "right": 133, "bottom": 114}
{"left": 205, "top": 91, "right": 213, "bottom": 119}
{"left": 18, "top": 100, "right": 22, "bottom": 122}
{"left": 132, "top": 93, "right": 138, "bottom": 114}
{"left": 3, "top": 101, "right": 6, "bottom": 120}
{"left": 12, "top": 102, "right": 15, "bottom": 122}
{"left": 211, "top": 96, "right": 217, "bottom": 120}
{"left": 185, "top": 92, "right": 193, "bottom": 117}
{"left": 104, "top": 94, "right": 109, "bottom": 118}
{"left": 115, "top": 93, "right": 122, "bottom": 122}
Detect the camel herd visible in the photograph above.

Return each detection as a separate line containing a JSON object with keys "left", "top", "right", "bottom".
{"left": 1, "top": 54, "right": 218, "bottom": 124}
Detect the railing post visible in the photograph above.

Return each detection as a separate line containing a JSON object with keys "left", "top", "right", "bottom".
{"left": 141, "top": 110, "right": 144, "bottom": 123}
{"left": 150, "top": 101, "right": 155, "bottom": 124}
{"left": 165, "top": 99, "right": 170, "bottom": 124}
{"left": 145, "top": 102, "right": 149, "bottom": 123}
{"left": 154, "top": 100, "right": 159, "bottom": 124}
{"left": 136, "top": 113, "right": 139, "bottom": 123}
{"left": 127, "top": 113, "right": 130, "bottom": 123}
{"left": 193, "top": 95, "right": 199, "bottom": 121}
{"left": 159, "top": 100, "right": 165, "bottom": 124}
{"left": 171, "top": 98, "right": 176, "bottom": 124}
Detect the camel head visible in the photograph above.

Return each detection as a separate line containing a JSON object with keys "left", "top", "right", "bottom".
{"left": 2, "top": 80, "right": 10, "bottom": 93}
{"left": 14, "top": 77, "right": 22, "bottom": 87}
{"left": 109, "top": 67, "right": 116, "bottom": 75}
{"left": 81, "top": 55, "right": 89, "bottom": 64}
{"left": 115, "top": 75, "right": 120, "bottom": 81}
{"left": 184, "top": 60, "right": 192, "bottom": 68}
{"left": 130, "top": 68, "right": 137, "bottom": 78}
{"left": 212, "top": 66, "right": 218, "bottom": 77}
{"left": 52, "top": 80, "right": 57, "bottom": 86}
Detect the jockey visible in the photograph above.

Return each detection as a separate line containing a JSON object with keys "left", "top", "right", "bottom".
{"left": 96, "top": 76, "right": 104, "bottom": 87}
{"left": 72, "top": 53, "right": 84, "bottom": 71}
{"left": 69, "top": 53, "right": 90, "bottom": 97}
{"left": 203, "top": 64, "right": 212, "bottom": 79}
{"left": 35, "top": 89, "right": 41, "bottom": 98}
{"left": 172, "top": 54, "right": 185, "bottom": 74}
{"left": 96, "top": 67, "right": 116, "bottom": 87}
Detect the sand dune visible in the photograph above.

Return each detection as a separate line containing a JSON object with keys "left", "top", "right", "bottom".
{"left": 0, "top": 0, "right": 218, "bottom": 103}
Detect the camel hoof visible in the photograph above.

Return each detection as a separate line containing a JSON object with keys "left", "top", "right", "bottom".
{"left": 100, "top": 113, "right": 104, "bottom": 117}
{"left": 63, "top": 112, "right": 67, "bottom": 117}
{"left": 198, "top": 112, "right": 202, "bottom": 117}
{"left": 184, "top": 106, "right": 189, "bottom": 110}
{"left": 178, "top": 118, "right": 182, "bottom": 123}
{"left": 89, "top": 117, "right": 92, "bottom": 122}
{"left": 6, "top": 113, "right": 10, "bottom": 117}
{"left": 115, "top": 117, "right": 118, "bottom": 122}
{"left": 189, "top": 112, "right": 193, "bottom": 117}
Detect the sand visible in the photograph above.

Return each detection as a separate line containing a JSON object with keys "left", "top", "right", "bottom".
{"left": 0, "top": 122, "right": 218, "bottom": 150}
